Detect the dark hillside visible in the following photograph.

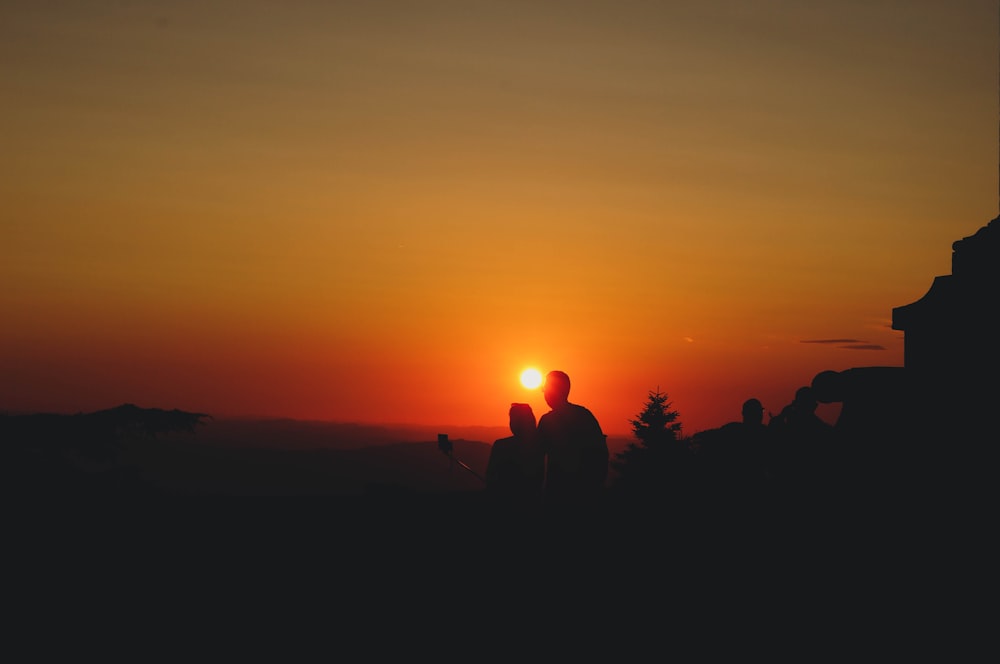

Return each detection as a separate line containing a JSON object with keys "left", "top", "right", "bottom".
{"left": 1, "top": 406, "right": 495, "bottom": 498}
{"left": 125, "top": 435, "right": 491, "bottom": 496}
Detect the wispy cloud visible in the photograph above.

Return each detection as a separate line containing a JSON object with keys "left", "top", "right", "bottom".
{"left": 800, "top": 339, "right": 885, "bottom": 351}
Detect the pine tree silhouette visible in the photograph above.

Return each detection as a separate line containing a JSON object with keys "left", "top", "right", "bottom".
{"left": 610, "top": 388, "right": 690, "bottom": 500}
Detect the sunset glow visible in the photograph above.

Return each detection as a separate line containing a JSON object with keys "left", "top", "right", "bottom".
{"left": 1, "top": 1, "right": 996, "bottom": 436}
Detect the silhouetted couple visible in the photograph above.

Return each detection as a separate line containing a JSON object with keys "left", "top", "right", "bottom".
{"left": 486, "top": 370, "right": 609, "bottom": 513}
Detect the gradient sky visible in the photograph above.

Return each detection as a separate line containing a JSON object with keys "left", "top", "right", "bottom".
{"left": 2, "top": 0, "right": 997, "bottom": 436}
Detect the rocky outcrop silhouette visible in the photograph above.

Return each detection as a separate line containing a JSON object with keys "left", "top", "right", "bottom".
{"left": 809, "top": 216, "right": 998, "bottom": 494}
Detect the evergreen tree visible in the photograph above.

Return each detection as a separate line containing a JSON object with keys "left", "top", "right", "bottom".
{"left": 628, "top": 388, "right": 683, "bottom": 448}
{"left": 610, "top": 388, "right": 690, "bottom": 499}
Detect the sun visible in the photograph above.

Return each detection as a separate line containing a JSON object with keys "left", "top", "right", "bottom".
{"left": 520, "top": 368, "right": 543, "bottom": 389}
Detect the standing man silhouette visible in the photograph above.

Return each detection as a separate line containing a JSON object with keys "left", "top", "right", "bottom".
{"left": 535, "top": 370, "right": 609, "bottom": 509}
{"left": 696, "top": 397, "right": 771, "bottom": 490}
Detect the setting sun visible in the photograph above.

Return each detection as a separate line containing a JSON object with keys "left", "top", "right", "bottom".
{"left": 520, "top": 368, "right": 543, "bottom": 390}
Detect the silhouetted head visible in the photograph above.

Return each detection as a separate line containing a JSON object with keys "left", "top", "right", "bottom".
{"left": 543, "top": 370, "right": 571, "bottom": 409}
{"left": 811, "top": 370, "right": 843, "bottom": 404}
{"left": 742, "top": 398, "right": 764, "bottom": 425}
{"left": 509, "top": 403, "right": 536, "bottom": 437}
{"left": 793, "top": 386, "right": 817, "bottom": 411}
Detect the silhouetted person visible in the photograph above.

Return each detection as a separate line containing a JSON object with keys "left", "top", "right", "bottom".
{"left": 768, "top": 386, "right": 835, "bottom": 490}
{"left": 535, "top": 370, "right": 609, "bottom": 510}
{"left": 696, "top": 398, "right": 771, "bottom": 493}
{"left": 486, "top": 403, "right": 544, "bottom": 510}
{"left": 811, "top": 367, "right": 922, "bottom": 493}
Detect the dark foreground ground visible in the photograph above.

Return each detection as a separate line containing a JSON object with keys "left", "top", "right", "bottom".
{"left": 7, "top": 457, "right": 989, "bottom": 661}
{"left": 4, "top": 404, "right": 990, "bottom": 642}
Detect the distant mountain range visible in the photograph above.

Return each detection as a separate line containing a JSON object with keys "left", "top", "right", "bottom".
{"left": 1, "top": 405, "right": 634, "bottom": 497}
{"left": 133, "top": 417, "right": 634, "bottom": 496}
{"left": 188, "top": 417, "right": 511, "bottom": 451}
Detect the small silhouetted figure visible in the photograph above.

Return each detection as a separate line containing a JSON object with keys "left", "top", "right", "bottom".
{"left": 535, "top": 370, "right": 609, "bottom": 510}
{"left": 768, "top": 386, "right": 835, "bottom": 488}
{"left": 697, "top": 398, "right": 771, "bottom": 492}
{"left": 486, "top": 403, "right": 545, "bottom": 509}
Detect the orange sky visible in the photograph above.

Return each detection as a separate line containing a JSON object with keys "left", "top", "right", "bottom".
{"left": 2, "top": 1, "right": 997, "bottom": 435}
